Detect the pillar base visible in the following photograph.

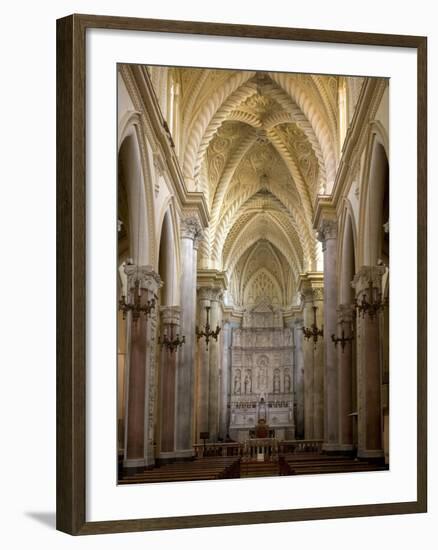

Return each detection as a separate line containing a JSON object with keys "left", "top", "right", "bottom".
{"left": 157, "top": 450, "right": 195, "bottom": 464}
{"left": 322, "top": 443, "right": 355, "bottom": 456}
{"left": 357, "top": 449, "right": 384, "bottom": 459}
{"left": 123, "top": 455, "right": 155, "bottom": 469}
{"left": 123, "top": 457, "right": 146, "bottom": 469}
{"left": 322, "top": 443, "right": 342, "bottom": 452}
{"left": 122, "top": 458, "right": 156, "bottom": 476}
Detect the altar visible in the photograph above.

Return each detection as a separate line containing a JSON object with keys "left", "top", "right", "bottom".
{"left": 228, "top": 306, "right": 295, "bottom": 443}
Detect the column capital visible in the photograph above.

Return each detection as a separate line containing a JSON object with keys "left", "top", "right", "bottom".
{"left": 180, "top": 215, "right": 204, "bottom": 242}
{"left": 160, "top": 305, "right": 181, "bottom": 325}
{"left": 317, "top": 219, "right": 338, "bottom": 251}
{"left": 124, "top": 264, "right": 162, "bottom": 293}
{"left": 352, "top": 265, "right": 385, "bottom": 295}
{"left": 197, "top": 286, "right": 223, "bottom": 303}
{"left": 300, "top": 286, "right": 324, "bottom": 304}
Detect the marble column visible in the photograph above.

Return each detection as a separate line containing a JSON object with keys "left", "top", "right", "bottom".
{"left": 208, "top": 289, "right": 222, "bottom": 442}
{"left": 301, "top": 289, "right": 314, "bottom": 439}
{"left": 353, "top": 265, "right": 385, "bottom": 458}
{"left": 219, "top": 321, "right": 232, "bottom": 440}
{"left": 196, "top": 288, "right": 211, "bottom": 439}
{"left": 196, "top": 286, "right": 222, "bottom": 442}
{"left": 301, "top": 283, "right": 324, "bottom": 440}
{"left": 123, "top": 265, "right": 161, "bottom": 470}
{"left": 158, "top": 306, "right": 180, "bottom": 458}
{"left": 312, "top": 289, "right": 325, "bottom": 440}
{"left": 336, "top": 304, "right": 354, "bottom": 451}
{"left": 318, "top": 219, "right": 339, "bottom": 450}
{"left": 175, "top": 217, "right": 203, "bottom": 458}
{"left": 293, "top": 318, "right": 305, "bottom": 439}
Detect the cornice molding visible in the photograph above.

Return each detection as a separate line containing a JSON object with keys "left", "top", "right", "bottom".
{"left": 124, "top": 65, "right": 210, "bottom": 229}
{"left": 331, "top": 77, "right": 388, "bottom": 210}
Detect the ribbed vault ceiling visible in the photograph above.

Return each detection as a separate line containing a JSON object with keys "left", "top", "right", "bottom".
{"left": 148, "top": 66, "right": 364, "bottom": 308}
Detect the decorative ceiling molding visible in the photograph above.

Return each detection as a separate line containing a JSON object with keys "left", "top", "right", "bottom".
{"left": 140, "top": 65, "right": 365, "bottom": 306}
{"left": 182, "top": 71, "right": 256, "bottom": 185}
{"left": 268, "top": 71, "right": 337, "bottom": 188}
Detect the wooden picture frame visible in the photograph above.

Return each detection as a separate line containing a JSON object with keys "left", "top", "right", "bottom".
{"left": 56, "top": 13, "right": 427, "bottom": 535}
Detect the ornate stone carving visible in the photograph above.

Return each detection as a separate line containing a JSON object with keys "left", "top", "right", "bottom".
{"left": 124, "top": 264, "right": 162, "bottom": 295}
{"left": 352, "top": 265, "right": 385, "bottom": 296}
{"left": 317, "top": 219, "right": 338, "bottom": 251}
{"left": 160, "top": 305, "right": 181, "bottom": 326}
{"left": 197, "top": 286, "right": 223, "bottom": 303}
{"left": 244, "top": 370, "right": 252, "bottom": 394}
{"left": 273, "top": 369, "right": 281, "bottom": 393}
{"left": 301, "top": 286, "right": 324, "bottom": 304}
{"left": 180, "top": 216, "right": 203, "bottom": 242}
{"left": 233, "top": 369, "right": 241, "bottom": 394}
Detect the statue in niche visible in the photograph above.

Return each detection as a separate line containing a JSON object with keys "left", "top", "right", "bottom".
{"left": 273, "top": 369, "right": 281, "bottom": 394}
{"left": 284, "top": 372, "right": 291, "bottom": 392}
{"left": 260, "top": 368, "right": 267, "bottom": 390}
{"left": 234, "top": 370, "right": 241, "bottom": 394}
{"left": 258, "top": 397, "right": 267, "bottom": 421}
{"left": 258, "top": 356, "right": 268, "bottom": 390}
{"left": 244, "top": 370, "right": 252, "bottom": 394}
{"left": 234, "top": 330, "right": 241, "bottom": 346}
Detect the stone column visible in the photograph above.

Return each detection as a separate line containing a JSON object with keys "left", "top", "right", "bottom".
{"left": 312, "top": 288, "right": 324, "bottom": 440}
{"left": 219, "top": 321, "right": 232, "bottom": 440}
{"left": 175, "top": 217, "right": 203, "bottom": 458}
{"left": 191, "top": 236, "right": 201, "bottom": 442}
{"left": 208, "top": 289, "right": 222, "bottom": 442}
{"left": 318, "top": 219, "right": 339, "bottom": 450}
{"left": 293, "top": 318, "right": 305, "bottom": 439}
{"left": 196, "top": 288, "right": 211, "bottom": 439}
{"left": 123, "top": 265, "right": 161, "bottom": 471}
{"left": 353, "top": 265, "right": 385, "bottom": 458}
{"left": 300, "top": 280, "right": 324, "bottom": 440}
{"left": 158, "top": 306, "right": 180, "bottom": 459}
{"left": 301, "top": 289, "right": 314, "bottom": 440}
{"left": 336, "top": 304, "right": 354, "bottom": 451}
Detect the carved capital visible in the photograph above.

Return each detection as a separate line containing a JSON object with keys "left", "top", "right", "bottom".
{"left": 317, "top": 219, "right": 338, "bottom": 251}
{"left": 301, "top": 286, "right": 324, "bottom": 304}
{"left": 193, "top": 232, "right": 203, "bottom": 250}
{"left": 197, "top": 286, "right": 223, "bottom": 303}
{"left": 124, "top": 264, "right": 162, "bottom": 294}
{"left": 160, "top": 305, "right": 181, "bottom": 326}
{"left": 180, "top": 215, "right": 204, "bottom": 243}
{"left": 352, "top": 265, "right": 385, "bottom": 296}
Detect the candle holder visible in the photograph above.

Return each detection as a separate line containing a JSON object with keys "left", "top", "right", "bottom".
{"left": 159, "top": 324, "right": 185, "bottom": 353}
{"left": 196, "top": 306, "right": 221, "bottom": 350}
{"left": 331, "top": 321, "right": 354, "bottom": 352}
{"left": 355, "top": 279, "right": 387, "bottom": 320}
{"left": 118, "top": 278, "right": 155, "bottom": 323}
{"left": 302, "top": 305, "right": 323, "bottom": 346}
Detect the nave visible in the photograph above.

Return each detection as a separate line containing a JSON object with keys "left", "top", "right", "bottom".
{"left": 117, "top": 63, "right": 389, "bottom": 482}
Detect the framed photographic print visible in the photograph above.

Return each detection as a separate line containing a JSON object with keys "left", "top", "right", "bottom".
{"left": 56, "top": 14, "right": 427, "bottom": 535}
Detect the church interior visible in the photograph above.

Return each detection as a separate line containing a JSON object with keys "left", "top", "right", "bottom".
{"left": 117, "top": 63, "right": 390, "bottom": 483}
